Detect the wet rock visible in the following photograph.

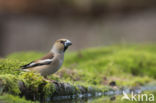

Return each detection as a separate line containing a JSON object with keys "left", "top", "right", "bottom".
{"left": 77, "top": 85, "right": 87, "bottom": 94}
{"left": 88, "top": 86, "right": 95, "bottom": 94}
{"left": 53, "top": 82, "right": 77, "bottom": 96}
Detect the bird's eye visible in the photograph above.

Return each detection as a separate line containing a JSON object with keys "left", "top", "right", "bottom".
{"left": 60, "top": 41, "right": 64, "bottom": 44}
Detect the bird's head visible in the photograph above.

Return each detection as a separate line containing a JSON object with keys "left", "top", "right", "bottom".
{"left": 51, "top": 39, "right": 72, "bottom": 53}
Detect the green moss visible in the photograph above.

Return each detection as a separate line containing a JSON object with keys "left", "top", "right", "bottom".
{"left": 0, "top": 94, "right": 39, "bottom": 103}
{"left": 0, "top": 52, "right": 44, "bottom": 75}
{"left": 19, "top": 72, "right": 56, "bottom": 99}
{"left": 0, "top": 59, "right": 22, "bottom": 75}
{"left": 19, "top": 72, "right": 45, "bottom": 90}
{"left": 43, "top": 82, "right": 56, "bottom": 98}
{"left": 62, "top": 44, "right": 156, "bottom": 86}
{"left": 1, "top": 44, "right": 154, "bottom": 87}
{"left": 115, "top": 75, "right": 152, "bottom": 87}
{"left": 0, "top": 74, "right": 20, "bottom": 95}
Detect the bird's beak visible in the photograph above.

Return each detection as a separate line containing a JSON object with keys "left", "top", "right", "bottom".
{"left": 65, "top": 40, "right": 72, "bottom": 47}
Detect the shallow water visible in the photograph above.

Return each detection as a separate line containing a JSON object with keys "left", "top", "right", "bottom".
{"left": 50, "top": 82, "right": 156, "bottom": 103}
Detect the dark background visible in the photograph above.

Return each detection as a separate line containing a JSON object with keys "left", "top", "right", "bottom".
{"left": 0, "top": 0, "right": 156, "bottom": 56}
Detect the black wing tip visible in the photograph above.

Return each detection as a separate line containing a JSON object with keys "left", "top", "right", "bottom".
{"left": 20, "top": 61, "right": 33, "bottom": 69}
{"left": 20, "top": 65, "right": 28, "bottom": 69}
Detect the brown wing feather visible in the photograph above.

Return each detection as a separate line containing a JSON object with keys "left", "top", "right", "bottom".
{"left": 40, "top": 52, "right": 54, "bottom": 60}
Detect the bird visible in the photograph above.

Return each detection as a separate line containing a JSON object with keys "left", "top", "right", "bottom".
{"left": 21, "top": 39, "right": 72, "bottom": 77}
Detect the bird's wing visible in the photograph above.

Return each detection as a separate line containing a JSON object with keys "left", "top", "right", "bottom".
{"left": 40, "top": 52, "right": 54, "bottom": 60}
{"left": 21, "top": 52, "right": 54, "bottom": 69}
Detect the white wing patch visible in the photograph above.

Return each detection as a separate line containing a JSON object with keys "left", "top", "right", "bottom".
{"left": 21, "top": 59, "right": 53, "bottom": 69}
{"left": 38, "top": 59, "right": 53, "bottom": 64}
{"left": 29, "top": 63, "right": 36, "bottom": 67}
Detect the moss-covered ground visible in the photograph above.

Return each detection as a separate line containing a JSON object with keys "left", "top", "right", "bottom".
{"left": 0, "top": 44, "right": 155, "bottom": 102}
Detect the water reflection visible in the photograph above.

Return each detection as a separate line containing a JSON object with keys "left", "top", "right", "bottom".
{"left": 50, "top": 82, "right": 156, "bottom": 103}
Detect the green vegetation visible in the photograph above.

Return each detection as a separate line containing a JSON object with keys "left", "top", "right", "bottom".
{"left": 0, "top": 44, "right": 155, "bottom": 102}
{"left": 1, "top": 45, "right": 156, "bottom": 86}
{"left": 62, "top": 44, "right": 156, "bottom": 87}
{"left": 0, "top": 94, "right": 39, "bottom": 103}
{"left": 0, "top": 74, "right": 20, "bottom": 95}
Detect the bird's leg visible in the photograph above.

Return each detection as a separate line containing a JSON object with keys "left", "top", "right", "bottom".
{"left": 43, "top": 76, "right": 52, "bottom": 82}
{"left": 43, "top": 76, "right": 56, "bottom": 83}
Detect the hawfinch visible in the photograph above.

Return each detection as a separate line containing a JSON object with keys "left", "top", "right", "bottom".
{"left": 21, "top": 39, "right": 72, "bottom": 77}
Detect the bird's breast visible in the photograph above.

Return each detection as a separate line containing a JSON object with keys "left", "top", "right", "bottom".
{"left": 49, "top": 56, "right": 64, "bottom": 72}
